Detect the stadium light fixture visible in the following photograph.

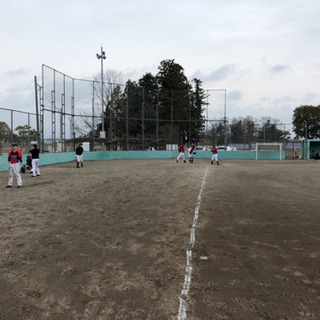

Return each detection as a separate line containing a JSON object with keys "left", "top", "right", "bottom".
{"left": 96, "top": 46, "right": 106, "bottom": 148}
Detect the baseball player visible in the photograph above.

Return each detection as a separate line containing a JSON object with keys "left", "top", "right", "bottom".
{"left": 25, "top": 156, "right": 32, "bottom": 171}
{"left": 176, "top": 144, "right": 187, "bottom": 163}
{"left": 210, "top": 144, "right": 219, "bottom": 165}
{"left": 188, "top": 145, "right": 195, "bottom": 164}
{"left": 6, "top": 143, "right": 23, "bottom": 188}
{"left": 75, "top": 143, "right": 84, "bottom": 168}
{"left": 29, "top": 144, "right": 41, "bottom": 177}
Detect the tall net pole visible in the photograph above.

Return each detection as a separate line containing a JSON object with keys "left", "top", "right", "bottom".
{"left": 96, "top": 46, "right": 106, "bottom": 149}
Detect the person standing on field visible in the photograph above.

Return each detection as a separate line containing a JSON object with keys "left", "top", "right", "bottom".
{"left": 176, "top": 144, "right": 187, "bottom": 163}
{"left": 75, "top": 143, "right": 84, "bottom": 168}
{"left": 6, "top": 143, "right": 23, "bottom": 188}
{"left": 210, "top": 144, "right": 219, "bottom": 165}
{"left": 25, "top": 155, "right": 32, "bottom": 171}
{"left": 188, "top": 145, "right": 195, "bottom": 164}
{"left": 30, "top": 144, "right": 41, "bottom": 177}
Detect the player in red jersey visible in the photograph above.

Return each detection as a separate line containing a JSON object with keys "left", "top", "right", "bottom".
{"left": 6, "top": 143, "right": 23, "bottom": 188}
{"left": 210, "top": 144, "right": 219, "bottom": 165}
{"left": 176, "top": 144, "right": 187, "bottom": 163}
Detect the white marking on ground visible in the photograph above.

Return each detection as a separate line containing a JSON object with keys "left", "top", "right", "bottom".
{"left": 177, "top": 168, "right": 208, "bottom": 320}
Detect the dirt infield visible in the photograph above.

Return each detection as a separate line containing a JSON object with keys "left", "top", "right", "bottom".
{"left": 0, "top": 159, "right": 319, "bottom": 320}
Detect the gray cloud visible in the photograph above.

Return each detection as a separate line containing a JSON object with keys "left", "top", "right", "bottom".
{"left": 5, "top": 68, "right": 30, "bottom": 77}
{"left": 1, "top": 1, "right": 320, "bottom": 126}
{"left": 268, "top": 64, "right": 290, "bottom": 73}
{"left": 228, "top": 90, "right": 242, "bottom": 102}
{"left": 192, "top": 65, "right": 236, "bottom": 82}
{"left": 302, "top": 92, "right": 319, "bottom": 103}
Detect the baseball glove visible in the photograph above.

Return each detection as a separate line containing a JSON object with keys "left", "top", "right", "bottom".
{"left": 193, "top": 152, "right": 197, "bottom": 155}
{"left": 20, "top": 165, "right": 26, "bottom": 173}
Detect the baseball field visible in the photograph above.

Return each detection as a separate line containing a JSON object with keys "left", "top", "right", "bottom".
{"left": 0, "top": 159, "right": 319, "bottom": 320}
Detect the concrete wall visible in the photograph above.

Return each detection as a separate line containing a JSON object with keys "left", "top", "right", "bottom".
{"left": 0, "top": 150, "right": 285, "bottom": 172}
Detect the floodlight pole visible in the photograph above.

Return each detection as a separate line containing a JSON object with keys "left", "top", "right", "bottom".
{"left": 96, "top": 46, "right": 106, "bottom": 149}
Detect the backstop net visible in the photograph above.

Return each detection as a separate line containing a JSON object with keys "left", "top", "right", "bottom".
{"left": 38, "top": 65, "right": 225, "bottom": 152}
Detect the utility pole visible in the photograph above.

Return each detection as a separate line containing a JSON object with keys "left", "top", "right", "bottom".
{"left": 96, "top": 46, "right": 106, "bottom": 149}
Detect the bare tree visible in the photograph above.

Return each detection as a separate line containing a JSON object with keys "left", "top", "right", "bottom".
{"left": 94, "top": 69, "right": 123, "bottom": 111}
{"left": 72, "top": 69, "right": 124, "bottom": 140}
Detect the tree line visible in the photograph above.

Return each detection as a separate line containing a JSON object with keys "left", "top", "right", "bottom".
{"left": 207, "top": 116, "right": 291, "bottom": 148}
{"left": 91, "top": 60, "right": 320, "bottom": 149}
{"left": 0, "top": 123, "right": 39, "bottom": 152}
{"left": 92, "top": 59, "right": 207, "bottom": 149}
{"left": 1, "top": 59, "right": 320, "bottom": 152}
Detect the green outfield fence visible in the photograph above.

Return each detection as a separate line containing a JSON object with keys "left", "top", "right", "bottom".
{"left": 0, "top": 150, "right": 286, "bottom": 172}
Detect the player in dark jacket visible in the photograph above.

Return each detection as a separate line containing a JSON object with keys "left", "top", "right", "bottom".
{"left": 188, "top": 146, "right": 195, "bottom": 164}
{"left": 29, "top": 144, "right": 41, "bottom": 177}
{"left": 25, "top": 156, "right": 32, "bottom": 171}
{"left": 75, "top": 143, "right": 84, "bottom": 168}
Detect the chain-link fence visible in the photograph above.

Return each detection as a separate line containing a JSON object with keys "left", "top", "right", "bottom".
{"left": 0, "top": 107, "right": 39, "bottom": 155}
{"left": 1, "top": 64, "right": 297, "bottom": 156}
{"left": 38, "top": 65, "right": 226, "bottom": 152}
{"left": 0, "top": 104, "right": 301, "bottom": 157}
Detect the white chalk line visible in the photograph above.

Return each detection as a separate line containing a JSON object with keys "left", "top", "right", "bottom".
{"left": 177, "top": 168, "right": 208, "bottom": 320}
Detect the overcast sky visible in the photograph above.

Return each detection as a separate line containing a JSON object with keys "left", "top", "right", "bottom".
{"left": 1, "top": 0, "right": 320, "bottom": 127}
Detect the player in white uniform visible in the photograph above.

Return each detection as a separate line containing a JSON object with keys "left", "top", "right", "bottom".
{"left": 29, "top": 144, "right": 41, "bottom": 177}
{"left": 6, "top": 143, "right": 23, "bottom": 188}
{"left": 75, "top": 143, "right": 84, "bottom": 168}
{"left": 176, "top": 144, "right": 187, "bottom": 163}
{"left": 188, "top": 146, "right": 195, "bottom": 164}
{"left": 210, "top": 144, "right": 219, "bottom": 165}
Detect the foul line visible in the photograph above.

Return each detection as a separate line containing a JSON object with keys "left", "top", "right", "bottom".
{"left": 177, "top": 167, "right": 208, "bottom": 320}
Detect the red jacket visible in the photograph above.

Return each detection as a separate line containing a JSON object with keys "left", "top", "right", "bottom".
{"left": 211, "top": 147, "right": 218, "bottom": 154}
{"left": 178, "top": 145, "right": 186, "bottom": 153}
{"left": 8, "top": 150, "right": 23, "bottom": 163}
